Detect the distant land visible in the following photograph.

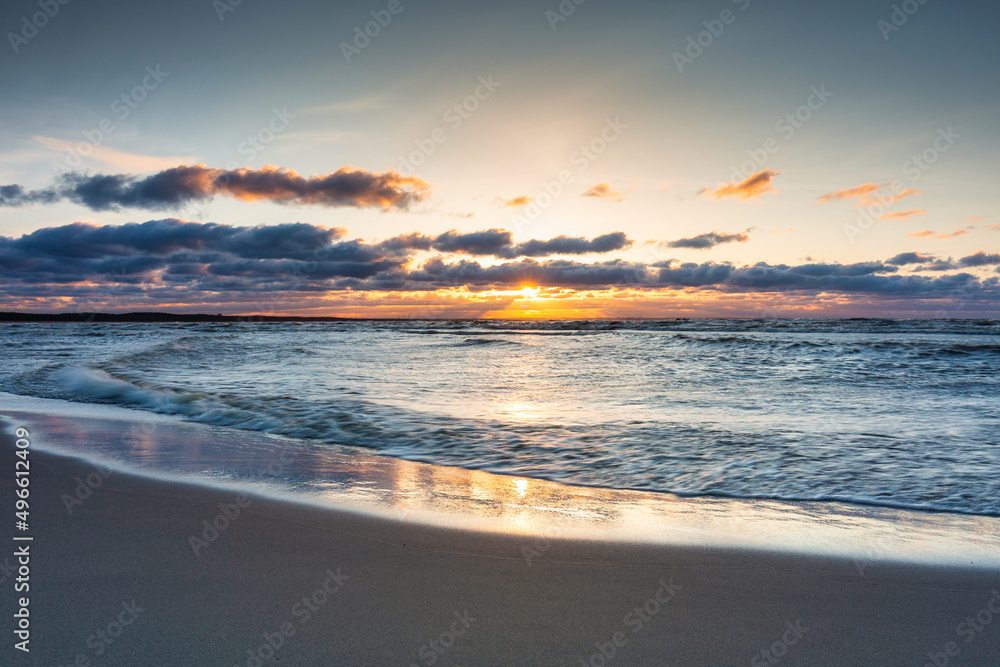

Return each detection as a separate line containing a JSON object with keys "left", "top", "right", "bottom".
{"left": 0, "top": 311, "right": 387, "bottom": 323}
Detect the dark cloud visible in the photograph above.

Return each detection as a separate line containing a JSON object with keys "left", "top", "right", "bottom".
{"left": 2, "top": 222, "right": 997, "bottom": 306}
{"left": 0, "top": 184, "right": 59, "bottom": 206}
{"left": 958, "top": 252, "right": 1000, "bottom": 267}
{"left": 5, "top": 220, "right": 346, "bottom": 260}
{"left": 502, "top": 232, "right": 632, "bottom": 258}
{"left": 885, "top": 252, "right": 960, "bottom": 272}
{"left": 887, "top": 252, "right": 938, "bottom": 265}
{"left": 406, "top": 257, "right": 650, "bottom": 289}
{"left": 431, "top": 229, "right": 513, "bottom": 255}
{"left": 379, "top": 229, "right": 631, "bottom": 258}
{"left": 665, "top": 230, "right": 751, "bottom": 249}
{"left": 0, "top": 165, "right": 429, "bottom": 211}
{"left": 649, "top": 260, "right": 990, "bottom": 296}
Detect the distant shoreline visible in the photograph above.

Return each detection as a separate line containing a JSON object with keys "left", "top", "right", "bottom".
{"left": 0, "top": 311, "right": 404, "bottom": 323}
{"left": 1, "top": 311, "right": 996, "bottom": 323}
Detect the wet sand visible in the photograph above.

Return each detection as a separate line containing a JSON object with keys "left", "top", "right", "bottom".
{"left": 1, "top": 418, "right": 999, "bottom": 666}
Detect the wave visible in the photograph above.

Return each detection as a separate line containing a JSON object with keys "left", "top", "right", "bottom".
{"left": 31, "top": 364, "right": 1000, "bottom": 517}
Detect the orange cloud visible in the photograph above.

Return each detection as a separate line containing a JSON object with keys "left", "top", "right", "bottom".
{"left": 581, "top": 183, "right": 626, "bottom": 202}
{"left": 879, "top": 209, "right": 926, "bottom": 221}
{"left": 907, "top": 229, "right": 969, "bottom": 239}
{"left": 885, "top": 189, "right": 921, "bottom": 205}
{"left": 707, "top": 169, "right": 780, "bottom": 201}
{"left": 502, "top": 196, "right": 533, "bottom": 208}
{"left": 816, "top": 183, "right": 880, "bottom": 204}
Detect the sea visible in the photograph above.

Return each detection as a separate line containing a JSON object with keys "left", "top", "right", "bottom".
{"left": 2, "top": 318, "right": 998, "bottom": 517}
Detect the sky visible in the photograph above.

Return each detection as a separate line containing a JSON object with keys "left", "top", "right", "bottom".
{"left": 1, "top": 0, "right": 998, "bottom": 317}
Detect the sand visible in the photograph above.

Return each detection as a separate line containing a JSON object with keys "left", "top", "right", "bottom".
{"left": 1, "top": 419, "right": 999, "bottom": 666}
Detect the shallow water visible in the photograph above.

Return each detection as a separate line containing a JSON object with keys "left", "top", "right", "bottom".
{"left": 1, "top": 319, "right": 998, "bottom": 515}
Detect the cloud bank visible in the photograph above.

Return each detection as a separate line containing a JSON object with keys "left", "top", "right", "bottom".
{"left": 2, "top": 222, "right": 997, "bottom": 312}
{"left": 0, "top": 165, "right": 430, "bottom": 211}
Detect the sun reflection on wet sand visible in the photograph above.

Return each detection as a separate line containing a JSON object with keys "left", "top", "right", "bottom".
{"left": 7, "top": 400, "right": 1000, "bottom": 569}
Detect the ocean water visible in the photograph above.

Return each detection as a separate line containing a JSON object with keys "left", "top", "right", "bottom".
{"left": 1, "top": 319, "right": 998, "bottom": 516}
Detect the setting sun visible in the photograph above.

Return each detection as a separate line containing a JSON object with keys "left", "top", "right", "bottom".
{"left": 519, "top": 287, "right": 541, "bottom": 299}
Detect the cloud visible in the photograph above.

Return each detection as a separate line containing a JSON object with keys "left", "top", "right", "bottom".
{"left": 502, "top": 196, "right": 533, "bottom": 208}
{"left": 958, "top": 252, "right": 1000, "bottom": 267}
{"left": 816, "top": 183, "right": 881, "bottom": 204}
{"left": 382, "top": 229, "right": 631, "bottom": 258}
{"left": 879, "top": 209, "right": 925, "bottom": 221}
{"left": 424, "top": 229, "right": 513, "bottom": 255}
{"left": 581, "top": 183, "right": 627, "bottom": 202}
{"left": 907, "top": 228, "right": 970, "bottom": 239}
{"left": 3, "top": 222, "right": 997, "bottom": 309}
{"left": 502, "top": 232, "right": 632, "bottom": 258}
{"left": 816, "top": 184, "right": 921, "bottom": 209}
{"left": 887, "top": 252, "right": 938, "bottom": 266}
{"left": 0, "top": 164, "right": 430, "bottom": 211}
{"left": 650, "top": 260, "right": 988, "bottom": 296}
{"left": 300, "top": 95, "right": 389, "bottom": 114}
{"left": 0, "top": 184, "right": 59, "bottom": 206}
{"left": 884, "top": 253, "right": 957, "bottom": 271}
{"left": 664, "top": 229, "right": 752, "bottom": 249}
{"left": 706, "top": 169, "right": 780, "bottom": 201}
{"left": 886, "top": 189, "right": 921, "bottom": 205}
{"left": 34, "top": 136, "right": 198, "bottom": 172}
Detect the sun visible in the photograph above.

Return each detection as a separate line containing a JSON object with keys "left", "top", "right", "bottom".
{"left": 519, "top": 286, "right": 541, "bottom": 299}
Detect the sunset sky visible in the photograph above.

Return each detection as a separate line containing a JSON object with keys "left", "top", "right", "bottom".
{"left": 1, "top": 0, "right": 998, "bottom": 317}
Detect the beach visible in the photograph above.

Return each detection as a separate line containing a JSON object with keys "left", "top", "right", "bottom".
{"left": 3, "top": 414, "right": 1000, "bottom": 666}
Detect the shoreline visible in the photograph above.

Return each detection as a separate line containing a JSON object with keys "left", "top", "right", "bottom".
{"left": 2, "top": 413, "right": 1000, "bottom": 664}
{"left": 4, "top": 392, "right": 1000, "bottom": 568}
{"left": 3, "top": 394, "right": 1000, "bottom": 569}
